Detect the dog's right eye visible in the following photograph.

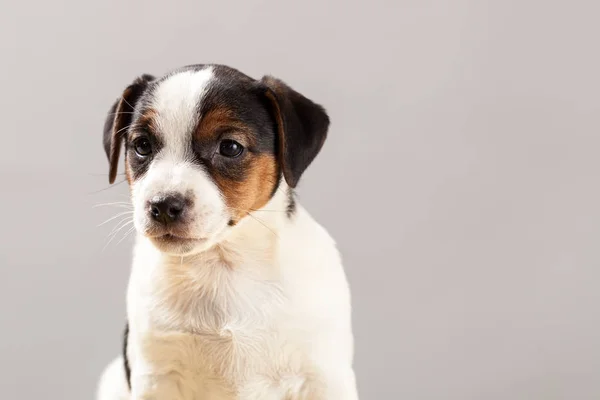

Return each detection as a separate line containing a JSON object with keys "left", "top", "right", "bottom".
{"left": 133, "top": 137, "right": 152, "bottom": 157}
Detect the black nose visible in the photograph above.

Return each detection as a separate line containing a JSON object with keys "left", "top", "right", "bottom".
{"left": 148, "top": 194, "right": 186, "bottom": 224}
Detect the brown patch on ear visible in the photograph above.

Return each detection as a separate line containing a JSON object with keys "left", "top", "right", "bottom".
{"left": 125, "top": 159, "right": 133, "bottom": 186}
{"left": 213, "top": 154, "right": 279, "bottom": 223}
{"left": 107, "top": 88, "right": 135, "bottom": 184}
{"left": 103, "top": 74, "right": 154, "bottom": 184}
{"left": 264, "top": 88, "right": 289, "bottom": 184}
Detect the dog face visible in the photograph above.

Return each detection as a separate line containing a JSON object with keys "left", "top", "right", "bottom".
{"left": 103, "top": 65, "right": 329, "bottom": 255}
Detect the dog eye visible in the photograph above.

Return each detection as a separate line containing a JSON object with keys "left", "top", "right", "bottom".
{"left": 133, "top": 137, "right": 152, "bottom": 157}
{"left": 219, "top": 139, "right": 244, "bottom": 158}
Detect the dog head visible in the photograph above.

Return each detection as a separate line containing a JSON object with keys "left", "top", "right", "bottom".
{"left": 103, "top": 65, "right": 329, "bottom": 255}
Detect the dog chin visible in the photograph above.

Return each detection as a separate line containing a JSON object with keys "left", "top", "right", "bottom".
{"left": 148, "top": 234, "right": 217, "bottom": 256}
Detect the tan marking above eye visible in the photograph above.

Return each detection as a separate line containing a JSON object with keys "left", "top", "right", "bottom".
{"left": 195, "top": 106, "right": 255, "bottom": 147}
{"left": 136, "top": 108, "right": 159, "bottom": 133}
{"left": 194, "top": 105, "right": 278, "bottom": 223}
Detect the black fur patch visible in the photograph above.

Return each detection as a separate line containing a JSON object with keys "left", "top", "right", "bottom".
{"left": 260, "top": 75, "right": 330, "bottom": 189}
{"left": 126, "top": 125, "right": 164, "bottom": 182}
{"left": 286, "top": 188, "right": 297, "bottom": 218}
{"left": 123, "top": 322, "right": 131, "bottom": 389}
{"left": 189, "top": 65, "right": 280, "bottom": 184}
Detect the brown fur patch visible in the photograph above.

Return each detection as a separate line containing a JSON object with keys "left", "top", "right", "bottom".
{"left": 263, "top": 88, "right": 289, "bottom": 184}
{"left": 213, "top": 154, "right": 279, "bottom": 223}
{"left": 136, "top": 108, "right": 159, "bottom": 133}
{"left": 192, "top": 104, "right": 278, "bottom": 222}
{"left": 125, "top": 160, "right": 133, "bottom": 185}
{"left": 195, "top": 106, "right": 252, "bottom": 144}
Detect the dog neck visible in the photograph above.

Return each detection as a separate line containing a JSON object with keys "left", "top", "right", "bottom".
{"left": 129, "top": 183, "right": 295, "bottom": 332}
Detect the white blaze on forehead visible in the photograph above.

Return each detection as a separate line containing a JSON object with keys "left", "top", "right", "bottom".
{"left": 151, "top": 67, "right": 214, "bottom": 158}
{"left": 134, "top": 66, "right": 228, "bottom": 243}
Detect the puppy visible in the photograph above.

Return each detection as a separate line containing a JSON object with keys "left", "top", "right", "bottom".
{"left": 96, "top": 65, "right": 358, "bottom": 400}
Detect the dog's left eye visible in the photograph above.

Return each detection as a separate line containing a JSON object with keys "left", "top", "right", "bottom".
{"left": 133, "top": 137, "right": 152, "bottom": 157}
{"left": 219, "top": 139, "right": 244, "bottom": 158}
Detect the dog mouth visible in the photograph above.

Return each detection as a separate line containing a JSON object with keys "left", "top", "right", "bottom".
{"left": 151, "top": 233, "right": 206, "bottom": 245}
{"left": 142, "top": 220, "right": 229, "bottom": 255}
{"left": 146, "top": 233, "right": 211, "bottom": 255}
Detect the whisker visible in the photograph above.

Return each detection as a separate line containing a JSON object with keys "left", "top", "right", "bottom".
{"left": 262, "top": 177, "right": 290, "bottom": 197}
{"left": 108, "top": 218, "right": 134, "bottom": 237}
{"left": 97, "top": 211, "right": 134, "bottom": 227}
{"left": 245, "top": 212, "right": 278, "bottom": 238}
{"left": 121, "top": 95, "right": 136, "bottom": 110}
{"left": 103, "top": 219, "right": 134, "bottom": 251}
{"left": 116, "top": 226, "right": 136, "bottom": 246}
{"left": 88, "top": 179, "right": 127, "bottom": 195}
{"left": 88, "top": 172, "right": 126, "bottom": 177}
{"left": 107, "top": 111, "right": 136, "bottom": 117}
{"left": 230, "top": 207, "right": 286, "bottom": 213}
{"left": 93, "top": 201, "right": 132, "bottom": 209}
{"left": 109, "top": 120, "right": 140, "bottom": 139}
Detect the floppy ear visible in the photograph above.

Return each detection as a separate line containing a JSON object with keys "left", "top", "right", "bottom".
{"left": 260, "top": 76, "right": 330, "bottom": 188}
{"left": 103, "top": 74, "right": 154, "bottom": 184}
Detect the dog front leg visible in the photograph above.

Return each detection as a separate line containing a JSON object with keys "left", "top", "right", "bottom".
{"left": 129, "top": 332, "right": 196, "bottom": 400}
{"left": 131, "top": 372, "right": 191, "bottom": 400}
{"left": 314, "top": 369, "right": 359, "bottom": 400}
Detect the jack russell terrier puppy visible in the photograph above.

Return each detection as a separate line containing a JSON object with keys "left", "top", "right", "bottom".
{"left": 96, "top": 64, "right": 358, "bottom": 400}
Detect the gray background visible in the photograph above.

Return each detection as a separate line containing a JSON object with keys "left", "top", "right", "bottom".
{"left": 1, "top": 0, "right": 599, "bottom": 399}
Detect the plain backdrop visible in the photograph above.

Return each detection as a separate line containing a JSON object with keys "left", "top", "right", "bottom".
{"left": 2, "top": 1, "right": 599, "bottom": 399}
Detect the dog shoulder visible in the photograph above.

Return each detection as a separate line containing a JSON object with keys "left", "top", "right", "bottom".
{"left": 279, "top": 203, "right": 352, "bottom": 326}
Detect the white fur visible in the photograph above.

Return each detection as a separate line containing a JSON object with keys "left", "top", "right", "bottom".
{"left": 98, "top": 68, "right": 358, "bottom": 399}
{"left": 152, "top": 67, "right": 214, "bottom": 151}
{"left": 132, "top": 67, "right": 229, "bottom": 254}
{"left": 97, "top": 357, "right": 129, "bottom": 400}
